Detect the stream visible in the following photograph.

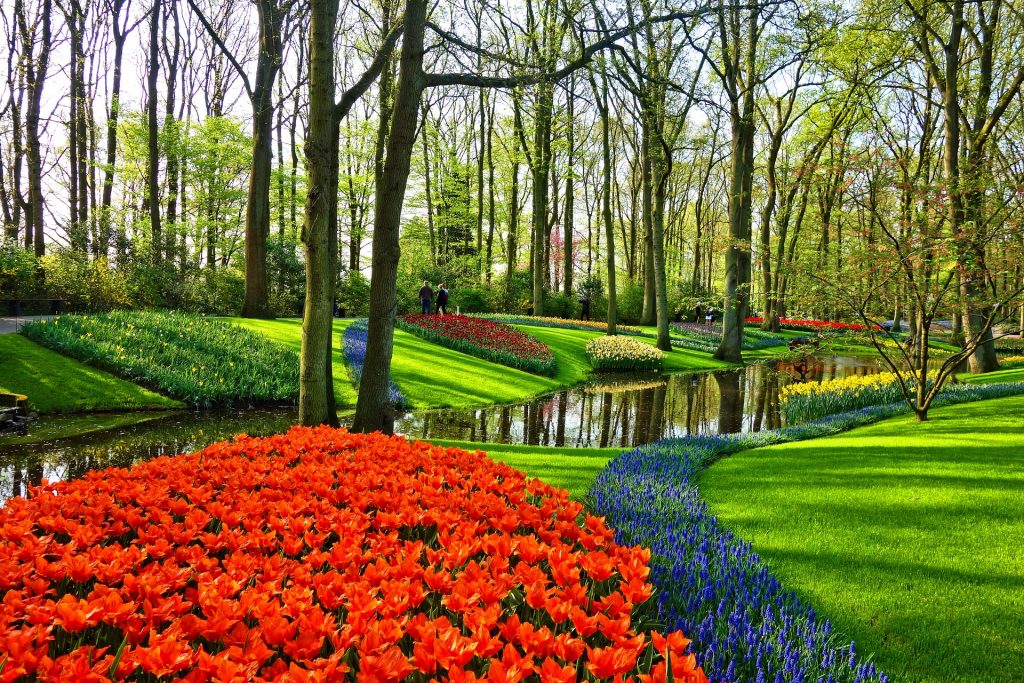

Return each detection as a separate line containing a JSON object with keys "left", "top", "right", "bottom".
{"left": 0, "top": 354, "right": 942, "bottom": 501}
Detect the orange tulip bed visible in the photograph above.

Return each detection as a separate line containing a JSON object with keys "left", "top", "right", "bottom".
{"left": 0, "top": 427, "right": 707, "bottom": 682}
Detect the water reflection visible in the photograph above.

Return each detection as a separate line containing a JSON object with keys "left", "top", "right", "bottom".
{"left": 0, "top": 410, "right": 295, "bottom": 501}
{"left": 1, "top": 353, "right": 947, "bottom": 501}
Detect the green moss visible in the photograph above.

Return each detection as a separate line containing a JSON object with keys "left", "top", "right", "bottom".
{"left": 0, "top": 335, "right": 182, "bottom": 414}
{"left": 699, "top": 396, "right": 1024, "bottom": 683}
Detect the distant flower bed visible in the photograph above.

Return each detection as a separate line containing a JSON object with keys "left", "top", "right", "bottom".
{"left": 20, "top": 310, "right": 297, "bottom": 407}
{"left": 474, "top": 314, "right": 646, "bottom": 336}
{"left": 745, "top": 316, "right": 877, "bottom": 332}
{"left": 1000, "top": 354, "right": 1024, "bottom": 367}
{"left": 995, "top": 338, "right": 1024, "bottom": 354}
{"left": 589, "top": 380, "right": 1024, "bottom": 683}
{"left": 398, "top": 314, "right": 556, "bottom": 376}
{"left": 586, "top": 336, "right": 664, "bottom": 372}
{"left": 670, "top": 322, "right": 787, "bottom": 354}
{"left": 781, "top": 371, "right": 940, "bottom": 423}
{"left": 342, "top": 319, "right": 406, "bottom": 407}
{"left": 0, "top": 427, "right": 707, "bottom": 682}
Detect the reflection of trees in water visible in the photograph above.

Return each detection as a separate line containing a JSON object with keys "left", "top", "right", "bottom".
{"left": 1, "top": 410, "right": 295, "bottom": 502}
{"left": 399, "top": 364, "right": 792, "bottom": 448}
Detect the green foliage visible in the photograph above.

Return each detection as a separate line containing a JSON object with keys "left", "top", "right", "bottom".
{"left": 543, "top": 290, "right": 580, "bottom": 319}
{"left": 0, "top": 241, "right": 38, "bottom": 298}
{"left": 38, "top": 250, "right": 131, "bottom": 311}
{"left": 336, "top": 270, "right": 371, "bottom": 316}
{"left": 20, "top": 311, "right": 299, "bottom": 407}
{"left": 616, "top": 281, "right": 645, "bottom": 323}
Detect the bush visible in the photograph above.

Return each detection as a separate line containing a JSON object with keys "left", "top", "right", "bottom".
{"left": 453, "top": 285, "right": 493, "bottom": 313}
{"left": 543, "top": 290, "right": 580, "bottom": 319}
{"left": 20, "top": 310, "right": 297, "bottom": 407}
{"left": 0, "top": 427, "right": 708, "bottom": 682}
{"left": 616, "top": 282, "right": 645, "bottom": 323}
{"left": 397, "top": 313, "right": 556, "bottom": 375}
{"left": 336, "top": 270, "right": 371, "bottom": 316}
{"left": 585, "top": 335, "right": 664, "bottom": 372}
{"left": 37, "top": 250, "right": 132, "bottom": 311}
{"left": 0, "top": 241, "right": 38, "bottom": 298}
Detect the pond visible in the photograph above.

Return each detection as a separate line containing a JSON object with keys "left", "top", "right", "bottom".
{"left": 0, "top": 353, "right": 948, "bottom": 501}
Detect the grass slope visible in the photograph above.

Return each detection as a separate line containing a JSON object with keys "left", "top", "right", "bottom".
{"left": 699, "top": 396, "right": 1024, "bottom": 683}
{"left": 960, "top": 366, "right": 1024, "bottom": 384}
{"left": 231, "top": 319, "right": 734, "bottom": 411}
{"left": 424, "top": 438, "right": 623, "bottom": 499}
{"left": 0, "top": 335, "right": 182, "bottom": 413}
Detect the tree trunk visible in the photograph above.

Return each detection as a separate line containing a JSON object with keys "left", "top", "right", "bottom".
{"left": 300, "top": 0, "right": 340, "bottom": 426}
{"left": 563, "top": 83, "right": 575, "bottom": 297}
{"left": 145, "top": 0, "right": 162, "bottom": 263}
{"left": 352, "top": 0, "right": 427, "bottom": 434}
{"left": 530, "top": 81, "right": 554, "bottom": 315}
{"left": 240, "top": 0, "right": 285, "bottom": 319}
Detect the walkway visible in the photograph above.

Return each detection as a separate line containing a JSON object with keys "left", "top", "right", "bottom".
{"left": 0, "top": 316, "right": 53, "bottom": 334}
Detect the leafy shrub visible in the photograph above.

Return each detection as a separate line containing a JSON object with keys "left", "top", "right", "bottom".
{"left": 453, "top": 285, "right": 494, "bottom": 313}
{"left": 20, "top": 311, "right": 297, "bottom": 407}
{"left": 397, "top": 314, "right": 556, "bottom": 375}
{"left": 585, "top": 336, "right": 664, "bottom": 372}
{"left": 336, "top": 270, "right": 371, "bottom": 317}
{"left": 37, "top": 250, "right": 131, "bottom": 311}
{"left": 0, "top": 241, "right": 38, "bottom": 298}
{"left": 616, "top": 282, "right": 645, "bottom": 323}
{"left": 543, "top": 290, "right": 580, "bottom": 319}
{"left": 0, "top": 427, "right": 708, "bottom": 682}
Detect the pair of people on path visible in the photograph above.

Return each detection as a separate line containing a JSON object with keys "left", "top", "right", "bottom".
{"left": 418, "top": 280, "right": 449, "bottom": 315}
{"left": 694, "top": 301, "right": 715, "bottom": 326}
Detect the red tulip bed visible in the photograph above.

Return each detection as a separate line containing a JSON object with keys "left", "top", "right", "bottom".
{"left": 398, "top": 314, "right": 557, "bottom": 376}
{"left": 0, "top": 427, "right": 707, "bottom": 682}
{"left": 745, "top": 316, "right": 877, "bottom": 332}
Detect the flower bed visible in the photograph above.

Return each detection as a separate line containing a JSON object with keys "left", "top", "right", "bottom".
{"left": 590, "top": 380, "right": 1024, "bottom": 683}
{"left": 586, "top": 336, "right": 664, "bottom": 372}
{"left": 745, "top": 317, "right": 876, "bottom": 332}
{"left": 0, "top": 427, "right": 707, "bottom": 682}
{"left": 342, "top": 319, "right": 406, "bottom": 408}
{"left": 669, "top": 323, "right": 788, "bottom": 354}
{"left": 780, "top": 371, "right": 939, "bottom": 423}
{"left": 398, "top": 314, "right": 556, "bottom": 376}
{"left": 20, "top": 311, "right": 297, "bottom": 407}
{"left": 995, "top": 338, "right": 1024, "bottom": 354}
{"left": 474, "top": 314, "right": 646, "bottom": 337}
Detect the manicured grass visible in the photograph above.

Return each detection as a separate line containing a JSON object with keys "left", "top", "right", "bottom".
{"left": 699, "top": 396, "right": 1024, "bottom": 683}
{"left": 231, "top": 319, "right": 735, "bottom": 411}
{"left": 960, "top": 366, "right": 1024, "bottom": 384}
{"left": 226, "top": 317, "right": 360, "bottom": 407}
{"left": 0, "top": 335, "right": 182, "bottom": 414}
{"left": 228, "top": 318, "right": 554, "bottom": 409}
{"left": 425, "top": 438, "right": 623, "bottom": 499}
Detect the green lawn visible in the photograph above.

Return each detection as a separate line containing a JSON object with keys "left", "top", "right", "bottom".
{"left": 699, "top": 396, "right": 1024, "bottom": 683}
{"left": 0, "top": 335, "right": 182, "bottom": 413}
{"left": 229, "top": 318, "right": 734, "bottom": 411}
{"left": 959, "top": 365, "right": 1024, "bottom": 384}
{"left": 424, "top": 438, "right": 623, "bottom": 499}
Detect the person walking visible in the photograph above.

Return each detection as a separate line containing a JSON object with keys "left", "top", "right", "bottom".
{"left": 705, "top": 305, "right": 715, "bottom": 326}
{"left": 436, "top": 283, "right": 449, "bottom": 315}
{"left": 418, "top": 280, "right": 434, "bottom": 314}
{"left": 694, "top": 301, "right": 704, "bottom": 324}
{"left": 580, "top": 295, "right": 591, "bottom": 321}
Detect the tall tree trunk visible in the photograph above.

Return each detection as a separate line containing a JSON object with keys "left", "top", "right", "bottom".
{"left": 22, "top": 0, "right": 51, "bottom": 257}
{"left": 531, "top": 80, "right": 554, "bottom": 315}
{"left": 352, "top": 0, "right": 427, "bottom": 434}
{"left": 594, "top": 73, "right": 617, "bottom": 335}
{"left": 300, "top": 0, "right": 340, "bottom": 426}
{"left": 562, "top": 82, "right": 574, "bottom": 297}
{"left": 99, "top": 1, "right": 128, "bottom": 259}
{"left": 145, "top": 0, "right": 162, "bottom": 263}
